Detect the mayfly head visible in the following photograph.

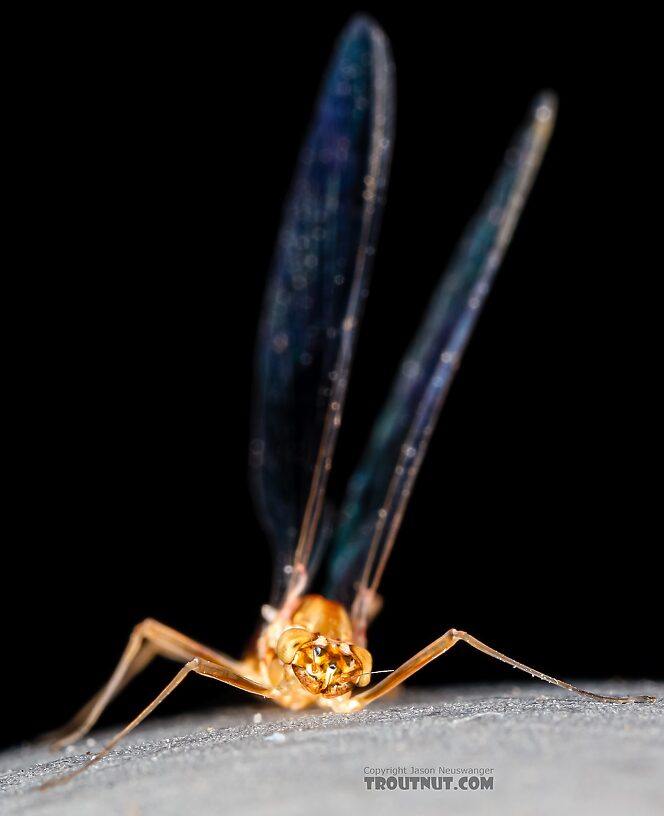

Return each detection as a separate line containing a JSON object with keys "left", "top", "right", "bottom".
{"left": 277, "top": 627, "right": 372, "bottom": 698}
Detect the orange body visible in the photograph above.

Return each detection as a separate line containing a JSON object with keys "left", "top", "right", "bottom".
{"left": 251, "top": 594, "right": 372, "bottom": 710}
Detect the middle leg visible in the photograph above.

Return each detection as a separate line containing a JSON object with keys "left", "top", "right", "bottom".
{"left": 47, "top": 618, "right": 251, "bottom": 748}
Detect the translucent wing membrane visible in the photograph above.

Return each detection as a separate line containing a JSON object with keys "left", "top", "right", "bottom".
{"left": 324, "top": 93, "right": 557, "bottom": 635}
{"left": 250, "top": 17, "right": 395, "bottom": 606}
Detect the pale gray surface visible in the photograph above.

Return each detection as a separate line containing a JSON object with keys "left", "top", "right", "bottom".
{"left": 1, "top": 682, "right": 662, "bottom": 816}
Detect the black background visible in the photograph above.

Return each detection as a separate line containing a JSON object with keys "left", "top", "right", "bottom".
{"left": 3, "top": 7, "right": 661, "bottom": 751}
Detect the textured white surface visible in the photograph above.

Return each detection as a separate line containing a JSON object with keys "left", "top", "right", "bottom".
{"left": 1, "top": 682, "right": 662, "bottom": 815}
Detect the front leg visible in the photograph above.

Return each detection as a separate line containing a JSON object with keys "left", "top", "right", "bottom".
{"left": 337, "top": 629, "right": 656, "bottom": 711}
{"left": 42, "top": 657, "right": 273, "bottom": 790}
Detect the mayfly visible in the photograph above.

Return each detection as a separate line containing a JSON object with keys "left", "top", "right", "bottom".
{"left": 43, "top": 15, "right": 655, "bottom": 788}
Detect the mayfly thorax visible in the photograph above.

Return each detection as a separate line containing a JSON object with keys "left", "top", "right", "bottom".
{"left": 41, "top": 15, "right": 655, "bottom": 789}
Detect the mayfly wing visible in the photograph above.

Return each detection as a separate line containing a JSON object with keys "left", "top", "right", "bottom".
{"left": 324, "top": 92, "right": 558, "bottom": 638}
{"left": 250, "top": 17, "right": 395, "bottom": 608}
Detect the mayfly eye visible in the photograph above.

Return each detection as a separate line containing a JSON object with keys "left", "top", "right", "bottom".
{"left": 329, "top": 663, "right": 336, "bottom": 671}
{"left": 314, "top": 646, "right": 323, "bottom": 657}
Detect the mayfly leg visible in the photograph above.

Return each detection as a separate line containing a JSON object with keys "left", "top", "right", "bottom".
{"left": 338, "top": 629, "right": 656, "bottom": 711}
{"left": 41, "top": 657, "right": 273, "bottom": 790}
{"left": 41, "top": 642, "right": 157, "bottom": 749}
{"left": 44, "top": 618, "right": 250, "bottom": 749}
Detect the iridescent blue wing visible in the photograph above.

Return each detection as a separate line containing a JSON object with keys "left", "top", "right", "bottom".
{"left": 324, "top": 93, "right": 557, "bottom": 637}
{"left": 250, "top": 17, "right": 395, "bottom": 607}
